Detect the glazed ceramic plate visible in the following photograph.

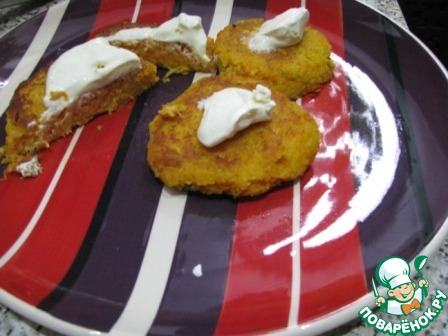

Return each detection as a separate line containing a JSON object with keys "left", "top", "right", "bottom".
{"left": 0, "top": 0, "right": 447, "bottom": 335}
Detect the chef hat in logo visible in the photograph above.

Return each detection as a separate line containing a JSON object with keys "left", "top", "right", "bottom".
{"left": 375, "top": 256, "right": 411, "bottom": 289}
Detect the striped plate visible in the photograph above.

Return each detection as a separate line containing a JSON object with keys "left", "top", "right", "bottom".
{"left": 0, "top": 0, "right": 447, "bottom": 335}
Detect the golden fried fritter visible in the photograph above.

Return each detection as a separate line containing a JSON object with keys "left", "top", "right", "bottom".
{"left": 1, "top": 59, "right": 159, "bottom": 174}
{"left": 96, "top": 22, "right": 216, "bottom": 74}
{"left": 215, "top": 19, "right": 334, "bottom": 99}
{"left": 147, "top": 75, "right": 320, "bottom": 197}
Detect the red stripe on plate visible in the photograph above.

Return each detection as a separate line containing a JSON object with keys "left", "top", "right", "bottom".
{"left": 0, "top": 141, "right": 67, "bottom": 257}
{"left": 0, "top": 103, "right": 135, "bottom": 305}
{"left": 307, "top": 0, "right": 345, "bottom": 57}
{"left": 214, "top": 2, "right": 302, "bottom": 334}
{"left": 297, "top": 0, "right": 367, "bottom": 323}
{"left": 0, "top": 0, "right": 174, "bottom": 306}
{"left": 265, "top": 0, "right": 301, "bottom": 19}
{"left": 138, "top": 0, "right": 175, "bottom": 24}
{"left": 214, "top": 187, "right": 294, "bottom": 335}
{"left": 89, "top": 0, "right": 138, "bottom": 35}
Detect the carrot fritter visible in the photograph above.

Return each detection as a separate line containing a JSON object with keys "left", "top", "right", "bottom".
{"left": 215, "top": 19, "right": 334, "bottom": 99}
{"left": 1, "top": 59, "right": 159, "bottom": 174}
{"left": 147, "top": 75, "right": 320, "bottom": 198}
{"left": 96, "top": 22, "right": 216, "bottom": 74}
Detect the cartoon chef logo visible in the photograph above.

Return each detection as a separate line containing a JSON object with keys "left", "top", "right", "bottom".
{"left": 373, "top": 256, "right": 429, "bottom": 316}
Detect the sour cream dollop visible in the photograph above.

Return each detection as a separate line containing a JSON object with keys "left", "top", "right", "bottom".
{"left": 249, "top": 7, "right": 309, "bottom": 52}
{"left": 108, "top": 13, "right": 210, "bottom": 63}
{"left": 197, "top": 84, "right": 276, "bottom": 147}
{"left": 42, "top": 37, "right": 141, "bottom": 121}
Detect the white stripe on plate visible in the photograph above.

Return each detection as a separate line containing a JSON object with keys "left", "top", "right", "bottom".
{"left": 131, "top": 0, "right": 142, "bottom": 23}
{"left": 109, "top": 1, "right": 234, "bottom": 334}
{"left": 0, "top": 0, "right": 69, "bottom": 118}
{"left": 0, "top": 127, "right": 83, "bottom": 268}
{"left": 288, "top": 6, "right": 304, "bottom": 325}
{"left": 207, "top": 0, "right": 234, "bottom": 39}
{"left": 288, "top": 180, "right": 301, "bottom": 327}
{"left": 264, "top": 98, "right": 303, "bottom": 329}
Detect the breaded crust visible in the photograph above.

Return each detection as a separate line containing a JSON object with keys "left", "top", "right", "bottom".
{"left": 1, "top": 59, "right": 159, "bottom": 173}
{"left": 215, "top": 19, "right": 334, "bottom": 99}
{"left": 97, "top": 22, "right": 216, "bottom": 74}
{"left": 147, "top": 75, "right": 320, "bottom": 198}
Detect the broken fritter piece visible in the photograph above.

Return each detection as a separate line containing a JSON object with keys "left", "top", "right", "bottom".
{"left": 96, "top": 13, "right": 216, "bottom": 74}
{"left": 1, "top": 38, "right": 159, "bottom": 176}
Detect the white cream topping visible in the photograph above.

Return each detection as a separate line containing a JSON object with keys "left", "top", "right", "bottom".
{"left": 197, "top": 84, "right": 275, "bottom": 147}
{"left": 249, "top": 8, "right": 309, "bottom": 52}
{"left": 108, "top": 13, "right": 210, "bottom": 62}
{"left": 41, "top": 37, "right": 141, "bottom": 121}
{"left": 16, "top": 156, "right": 42, "bottom": 177}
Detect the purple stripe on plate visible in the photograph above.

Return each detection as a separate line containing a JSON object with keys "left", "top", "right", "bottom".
{"left": 35, "top": 0, "right": 101, "bottom": 69}
{"left": 342, "top": 0, "right": 448, "bottom": 284}
{"left": 149, "top": 193, "right": 237, "bottom": 336}
{"left": 387, "top": 17, "right": 448, "bottom": 240}
{"left": 229, "top": 0, "right": 267, "bottom": 23}
{"left": 0, "top": 13, "right": 45, "bottom": 82}
{"left": 343, "top": 0, "right": 423, "bottom": 278}
{"left": 148, "top": 1, "right": 268, "bottom": 335}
